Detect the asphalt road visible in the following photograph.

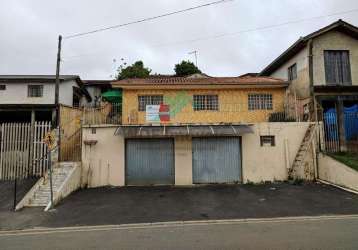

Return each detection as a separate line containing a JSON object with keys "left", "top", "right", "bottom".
{"left": 1, "top": 215, "right": 358, "bottom": 250}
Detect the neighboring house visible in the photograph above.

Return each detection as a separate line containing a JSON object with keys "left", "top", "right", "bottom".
{"left": 83, "top": 80, "right": 112, "bottom": 107}
{"left": 0, "top": 75, "right": 91, "bottom": 123}
{"left": 81, "top": 76, "right": 317, "bottom": 187}
{"left": 260, "top": 19, "right": 358, "bottom": 151}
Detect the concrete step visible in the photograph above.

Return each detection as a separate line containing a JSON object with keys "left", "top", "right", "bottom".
{"left": 25, "top": 165, "right": 75, "bottom": 208}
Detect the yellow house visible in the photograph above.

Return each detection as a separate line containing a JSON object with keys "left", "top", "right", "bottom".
{"left": 112, "top": 75, "right": 288, "bottom": 125}
{"left": 81, "top": 76, "right": 317, "bottom": 187}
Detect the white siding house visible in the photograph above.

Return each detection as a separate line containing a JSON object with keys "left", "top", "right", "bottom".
{"left": 0, "top": 75, "right": 91, "bottom": 123}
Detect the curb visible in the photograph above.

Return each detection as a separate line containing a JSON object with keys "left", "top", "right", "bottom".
{"left": 1, "top": 214, "right": 358, "bottom": 236}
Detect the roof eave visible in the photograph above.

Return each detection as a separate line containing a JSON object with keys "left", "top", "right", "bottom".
{"left": 260, "top": 19, "right": 358, "bottom": 76}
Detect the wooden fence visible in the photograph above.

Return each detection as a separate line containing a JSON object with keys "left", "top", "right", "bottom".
{"left": 59, "top": 105, "right": 82, "bottom": 162}
{"left": 0, "top": 122, "right": 51, "bottom": 180}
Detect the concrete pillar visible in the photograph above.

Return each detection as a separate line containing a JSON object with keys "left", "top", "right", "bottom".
{"left": 175, "top": 136, "right": 193, "bottom": 185}
{"left": 337, "top": 99, "right": 347, "bottom": 152}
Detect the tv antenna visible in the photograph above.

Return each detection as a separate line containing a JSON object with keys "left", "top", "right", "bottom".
{"left": 188, "top": 50, "right": 198, "bottom": 67}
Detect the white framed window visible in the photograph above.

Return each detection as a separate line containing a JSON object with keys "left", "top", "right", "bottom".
{"left": 0, "top": 85, "right": 6, "bottom": 91}
{"left": 248, "top": 94, "right": 273, "bottom": 110}
{"left": 193, "top": 95, "right": 219, "bottom": 111}
{"left": 138, "top": 95, "right": 163, "bottom": 111}
{"left": 28, "top": 85, "right": 43, "bottom": 97}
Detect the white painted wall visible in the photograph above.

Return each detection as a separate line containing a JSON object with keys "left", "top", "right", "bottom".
{"left": 318, "top": 153, "right": 358, "bottom": 191}
{"left": 242, "top": 122, "right": 309, "bottom": 183}
{"left": 85, "top": 86, "right": 103, "bottom": 106}
{"left": 0, "top": 80, "right": 78, "bottom": 106}
{"left": 82, "top": 126, "right": 125, "bottom": 187}
{"left": 82, "top": 122, "right": 311, "bottom": 187}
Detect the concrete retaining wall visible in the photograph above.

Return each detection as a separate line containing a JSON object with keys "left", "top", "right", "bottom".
{"left": 82, "top": 122, "right": 311, "bottom": 186}
{"left": 318, "top": 154, "right": 358, "bottom": 192}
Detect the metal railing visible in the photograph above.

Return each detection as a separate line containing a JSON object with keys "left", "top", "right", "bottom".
{"left": 321, "top": 111, "right": 358, "bottom": 153}
{"left": 82, "top": 103, "right": 122, "bottom": 125}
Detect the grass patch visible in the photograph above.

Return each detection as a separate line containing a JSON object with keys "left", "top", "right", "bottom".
{"left": 328, "top": 152, "right": 358, "bottom": 171}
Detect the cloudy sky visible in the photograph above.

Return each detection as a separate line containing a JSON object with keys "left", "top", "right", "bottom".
{"left": 0, "top": 0, "right": 357, "bottom": 79}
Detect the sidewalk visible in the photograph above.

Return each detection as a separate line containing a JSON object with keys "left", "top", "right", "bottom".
{"left": 1, "top": 182, "right": 358, "bottom": 231}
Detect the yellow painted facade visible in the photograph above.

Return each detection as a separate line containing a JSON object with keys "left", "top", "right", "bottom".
{"left": 122, "top": 88, "right": 286, "bottom": 125}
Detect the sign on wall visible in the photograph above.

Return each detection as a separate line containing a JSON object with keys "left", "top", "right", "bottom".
{"left": 146, "top": 104, "right": 170, "bottom": 123}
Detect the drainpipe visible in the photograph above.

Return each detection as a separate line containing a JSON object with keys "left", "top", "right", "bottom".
{"left": 308, "top": 39, "right": 318, "bottom": 122}
{"left": 308, "top": 39, "right": 320, "bottom": 179}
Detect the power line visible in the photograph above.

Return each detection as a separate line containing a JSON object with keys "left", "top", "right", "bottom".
{"left": 64, "top": 0, "right": 234, "bottom": 39}
{"left": 149, "top": 8, "right": 358, "bottom": 48}
{"left": 62, "top": 7, "right": 358, "bottom": 61}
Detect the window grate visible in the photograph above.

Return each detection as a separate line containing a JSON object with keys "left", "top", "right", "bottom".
{"left": 28, "top": 85, "right": 43, "bottom": 97}
{"left": 248, "top": 94, "right": 273, "bottom": 110}
{"left": 193, "top": 95, "right": 219, "bottom": 111}
{"left": 138, "top": 95, "right": 163, "bottom": 111}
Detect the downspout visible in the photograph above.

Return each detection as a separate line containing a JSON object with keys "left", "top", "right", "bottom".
{"left": 308, "top": 39, "right": 320, "bottom": 180}
{"left": 308, "top": 39, "right": 317, "bottom": 122}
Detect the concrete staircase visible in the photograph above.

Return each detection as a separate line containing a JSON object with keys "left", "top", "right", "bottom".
{"left": 27, "top": 163, "right": 74, "bottom": 207}
{"left": 289, "top": 123, "right": 316, "bottom": 179}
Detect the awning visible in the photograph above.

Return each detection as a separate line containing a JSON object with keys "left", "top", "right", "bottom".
{"left": 102, "top": 90, "right": 122, "bottom": 103}
{"left": 115, "top": 124, "right": 254, "bottom": 137}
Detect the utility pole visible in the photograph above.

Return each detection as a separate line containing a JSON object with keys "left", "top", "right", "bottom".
{"left": 51, "top": 34, "right": 62, "bottom": 210}
{"left": 55, "top": 35, "right": 62, "bottom": 125}
{"left": 189, "top": 50, "right": 198, "bottom": 67}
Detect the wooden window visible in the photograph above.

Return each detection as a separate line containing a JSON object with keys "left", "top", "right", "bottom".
{"left": 138, "top": 95, "right": 163, "bottom": 111}
{"left": 248, "top": 94, "right": 273, "bottom": 110}
{"left": 0, "top": 85, "right": 6, "bottom": 90}
{"left": 193, "top": 95, "right": 219, "bottom": 111}
{"left": 324, "top": 50, "right": 352, "bottom": 85}
{"left": 260, "top": 136, "right": 275, "bottom": 147}
{"left": 28, "top": 85, "right": 43, "bottom": 97}
{"left": 288, "top": 63, "right": 297, "bottom": 81}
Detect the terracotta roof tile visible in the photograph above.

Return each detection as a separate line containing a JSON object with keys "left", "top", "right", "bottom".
{"left": 112, "top": 76, "right": 287, "bottom": 86}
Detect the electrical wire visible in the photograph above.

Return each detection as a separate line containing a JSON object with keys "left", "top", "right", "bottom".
{"left": 64, "top": 0, "right": 234, "bottom": 39}
{"left": 62, "top": 8, "right": 358, "bottom": 61}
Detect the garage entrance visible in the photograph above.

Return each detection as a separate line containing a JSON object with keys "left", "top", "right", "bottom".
{"left": 125, "top": 138, "right": 175, "bottom": 186}
{"left": 192, "top": 137, "right": 242, "bottom": 184}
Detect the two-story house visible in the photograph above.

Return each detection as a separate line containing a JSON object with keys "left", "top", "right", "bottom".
{"left": 0, "top": 75, "right": 91, "bottom": 123}
{"left": 260, "top": 19, "right": 358, "bottom": 151}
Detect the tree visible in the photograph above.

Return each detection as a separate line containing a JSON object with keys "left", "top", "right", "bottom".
{"left": 116, "top": 61, "right": 152, "bottom": 80}
{"left": 174, "top": 60, "right": 202, "bottom": 77}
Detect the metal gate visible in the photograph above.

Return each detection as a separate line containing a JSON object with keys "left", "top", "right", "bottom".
{"left": 192, "top": 137, "right": 242, "bottom": 184}
{"left": 125, "top": 138, "right": 175, "bottom": 185}
{"left": 0, "top": 122, "right": 51, "bottom": 180}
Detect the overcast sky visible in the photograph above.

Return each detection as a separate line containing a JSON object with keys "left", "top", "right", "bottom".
{"left": 0, "top": 0, "right": 357, "bottom": 79}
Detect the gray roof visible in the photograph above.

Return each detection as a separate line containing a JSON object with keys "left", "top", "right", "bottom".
{"left": 0, "top": 75, "right": 80, "bottom": 81}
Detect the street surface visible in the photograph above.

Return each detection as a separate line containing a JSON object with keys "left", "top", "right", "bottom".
{"left": 1, "top": 215, "right": 358, "bottom": 250}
